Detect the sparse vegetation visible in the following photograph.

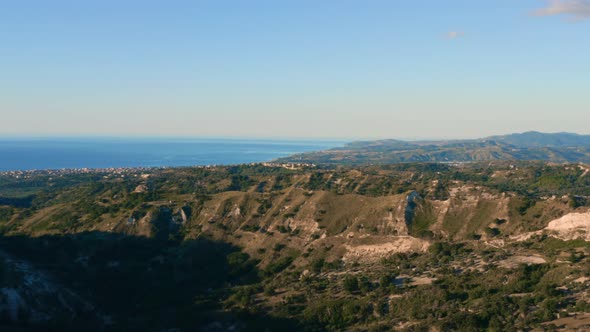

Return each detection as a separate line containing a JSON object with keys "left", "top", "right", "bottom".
{"left": 0, "top": 162, "right": 588, "bottom": 331}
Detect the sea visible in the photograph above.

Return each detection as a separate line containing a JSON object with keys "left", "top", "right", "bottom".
{"left": 0, "top": 138, "right": 344, "bottom": 171}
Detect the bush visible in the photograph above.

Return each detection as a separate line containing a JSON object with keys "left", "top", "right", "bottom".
{"left": 273, "top": 243, "right": 286, "bottom": 252}
{"left": 343, "top": 275, "right": 359, "bottom": 293}
{"left": 265, "top": 256, "right": 293, "bottom": 275}
{"left": 303, "top": 299, "right": 372, "bottom": 330}
{"left": 485, "top": 227, "right": 501, "bottom": 237}
{"left": 311, "top": 258, "right": 325, "bottom": 274}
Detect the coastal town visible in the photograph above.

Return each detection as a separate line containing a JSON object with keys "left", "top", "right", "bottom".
{"left": 0, "top": 162, "right": 317, "bottom": 179}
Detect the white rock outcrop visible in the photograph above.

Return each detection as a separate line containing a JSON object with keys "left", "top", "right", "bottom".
{"left": 546, "top": 211, "right": 590, "bottom": 241}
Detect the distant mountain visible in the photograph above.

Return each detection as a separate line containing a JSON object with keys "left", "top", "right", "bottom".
{"left": 277, "top": 132, "right": 590, "bottom": 165}
{"left": 485, "top": 131, "right": 590, "bottom": 148}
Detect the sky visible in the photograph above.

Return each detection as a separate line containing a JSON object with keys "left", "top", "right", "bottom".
{"left": 1, "top": 0, "right": 589, "bottom": 140}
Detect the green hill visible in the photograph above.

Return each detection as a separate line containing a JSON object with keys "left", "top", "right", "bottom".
{"left": 277, "top": 132, "right": 590, "bottom": 165}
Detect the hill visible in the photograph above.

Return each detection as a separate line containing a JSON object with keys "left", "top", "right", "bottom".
{"left": 277, "top": 132, "right": 590, "bottom": 165}
{"left": 487, "top": 131, "right": 590, "bottom": 148}
{"left": 0, "top": 163, "right": 589, "bottom": 331}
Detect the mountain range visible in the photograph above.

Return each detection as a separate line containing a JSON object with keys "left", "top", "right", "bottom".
{"left": 277, "top": 132, "right": 590, "bottom": 165}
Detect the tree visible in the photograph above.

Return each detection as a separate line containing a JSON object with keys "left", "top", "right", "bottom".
{"left": 343, "top": 275, "right": 359, "bottom": 293}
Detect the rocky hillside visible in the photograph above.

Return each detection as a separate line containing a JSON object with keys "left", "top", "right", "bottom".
{"left": 0, "top": 163, "right": 589, "bottom": 331}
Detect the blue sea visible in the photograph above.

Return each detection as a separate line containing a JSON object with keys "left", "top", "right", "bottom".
{"left": 0, "top": 138, "right": 343, "bottom": 171}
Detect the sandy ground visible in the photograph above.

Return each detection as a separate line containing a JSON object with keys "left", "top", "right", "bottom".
{"left": 536, "top": 312, "right": 590, "bottom": 331}
{"left": 343, "top": 236, "right": 430, "bottom": 262}
{"left": 408, "top": 276, "right": 436, "bottom": 286}
{"left": 579, "top": 165, "right": 589, "bottom": 177}
{"left": 392, "top": 275, "right": 436, "bottom": 287}
{"left": 498, "top": 255, "right": 546, "bottom": 269}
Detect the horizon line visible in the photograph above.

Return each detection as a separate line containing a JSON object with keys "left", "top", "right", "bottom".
{"left": 0, "top": 130, "right": 586, "bottom": 143}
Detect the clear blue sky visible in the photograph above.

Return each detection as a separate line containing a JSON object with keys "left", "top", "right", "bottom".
{"left": 1, "top": 0, "right": 589, "bottom": 139}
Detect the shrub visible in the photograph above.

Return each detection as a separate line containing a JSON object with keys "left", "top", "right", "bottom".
{"left": 343, "top": 275, "right": 359, "bottom": 293}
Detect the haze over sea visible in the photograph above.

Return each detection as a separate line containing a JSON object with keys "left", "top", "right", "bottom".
{"left": 0, "top": 138, "right": 343, "bottom": 171}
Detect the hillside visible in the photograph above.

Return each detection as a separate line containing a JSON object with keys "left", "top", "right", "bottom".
{"left": 488, "top": 132, "right": 590, "bottom": 148}
{"left": 277, "top": 132, "right": 590, "bottom": 165}
{"left": 0, "top": 163, "right": 589, "bottom": 331}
